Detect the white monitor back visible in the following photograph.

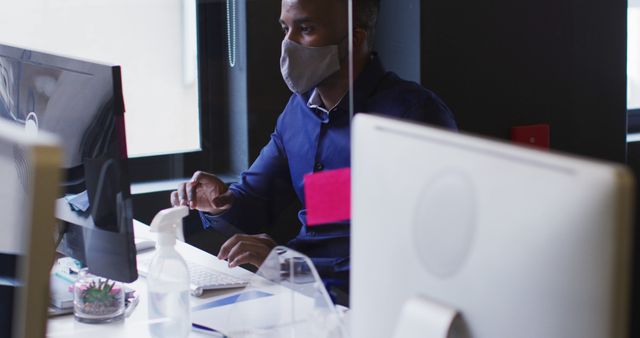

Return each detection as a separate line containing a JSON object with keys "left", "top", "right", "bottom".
{"left": 351, "top": 114, "right": 633, "bottom": 338}
{"left": 0, "top": 119, "right": 62, "bottom": 338}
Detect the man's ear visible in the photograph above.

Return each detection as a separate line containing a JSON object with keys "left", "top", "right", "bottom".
{"left": 353, "top": 28, "right": 368, "bottom": 52}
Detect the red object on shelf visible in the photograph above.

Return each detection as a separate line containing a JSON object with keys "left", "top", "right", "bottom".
{"left": 511, "top": 124, "right": 550, "bottom": 149}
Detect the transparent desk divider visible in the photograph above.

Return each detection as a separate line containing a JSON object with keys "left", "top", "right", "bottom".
{"left": 225, "top": 246, "right": 348, "bottom": 338}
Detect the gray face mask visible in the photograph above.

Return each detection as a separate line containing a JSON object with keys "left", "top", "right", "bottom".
{"left": 280, "top": 39, "right": 342, "bottom": 94}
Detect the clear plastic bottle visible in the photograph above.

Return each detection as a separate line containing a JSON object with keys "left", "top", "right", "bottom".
{"left": 147, "top": 207, "right": 191, "bottom": 338}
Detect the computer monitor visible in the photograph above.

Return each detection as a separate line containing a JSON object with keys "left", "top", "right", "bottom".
{"left": 351, "top": 114, "right": 633, "bottom": 338}
{"left": 0, "top": 119, "right": 62, "bottom": 338}
{"left": 0, "top": 43, "right": 138, "bottom": 282}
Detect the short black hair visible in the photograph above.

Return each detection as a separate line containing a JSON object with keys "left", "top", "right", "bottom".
{"left": 341, "top": 0, "right": 380, "bottom": 49}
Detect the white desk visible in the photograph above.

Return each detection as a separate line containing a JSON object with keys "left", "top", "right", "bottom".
{"left": 46, "top": 220, "right": 255, "bottom": 338}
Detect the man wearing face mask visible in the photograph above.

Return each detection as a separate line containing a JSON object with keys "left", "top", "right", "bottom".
{"left": 171, "top": 0, "right": 457, "bottom": 304}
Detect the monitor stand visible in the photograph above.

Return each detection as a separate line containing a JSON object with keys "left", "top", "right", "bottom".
{"left": 392, "top": 296, "right": 468, "bottom": 338}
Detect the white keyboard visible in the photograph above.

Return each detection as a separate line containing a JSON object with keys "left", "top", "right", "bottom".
{"left": 137, "top": 256, "right": 248, "bottom": 296}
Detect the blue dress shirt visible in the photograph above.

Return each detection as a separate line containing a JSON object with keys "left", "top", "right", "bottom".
{"left": 200, "top": 54, "right": 457, "bottom": 300}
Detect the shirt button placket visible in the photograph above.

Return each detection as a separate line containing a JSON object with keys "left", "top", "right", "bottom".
{"left": 313, "top": 162, "right": 324, "bottom": 172}
{"left": 314, "top": 120, "right": 328, "bottom": 173}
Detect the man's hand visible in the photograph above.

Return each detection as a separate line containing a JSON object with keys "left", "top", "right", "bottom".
{"left": 217, "top": 234, "right": 277, "bottom": 268}
{"left": 170, "top": 171, "right": 234, "bottom": 214}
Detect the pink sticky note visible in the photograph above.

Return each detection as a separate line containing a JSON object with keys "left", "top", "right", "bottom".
{"left": 304, "top": 167, "right": 351, "bottom": 226}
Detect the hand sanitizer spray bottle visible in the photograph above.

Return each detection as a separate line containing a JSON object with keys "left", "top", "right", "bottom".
{"left": 147, "top": 206, "right": 191, "bottom": 338}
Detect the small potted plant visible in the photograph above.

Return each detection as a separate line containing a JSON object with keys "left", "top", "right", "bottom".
{"left": 73, "top": 268, "right": 125, "bottom": 323}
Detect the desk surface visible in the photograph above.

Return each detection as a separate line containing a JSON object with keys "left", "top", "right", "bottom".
{"left": 46, "top": 220, "right": 255, "bottom": 338}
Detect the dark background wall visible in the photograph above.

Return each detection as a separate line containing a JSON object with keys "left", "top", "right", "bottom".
{"left": 420, "top": 0, "right": 627, "bottom": 163}
{"left": 373, "top": 0, "right": 629, "bottom": 163}
{"left": 375, "top": 0, "right": 421, "bottom": 83}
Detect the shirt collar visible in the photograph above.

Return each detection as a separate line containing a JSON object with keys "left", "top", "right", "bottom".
{"left": 306, "top": 88, "right": 349, "bottom": 115}
{"left": 307, "top": 89, "right": 331, "bottom": 115}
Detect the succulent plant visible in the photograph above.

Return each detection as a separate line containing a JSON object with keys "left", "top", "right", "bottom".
{"left": 81, "top": 278, "right": 117, "bottom": 305}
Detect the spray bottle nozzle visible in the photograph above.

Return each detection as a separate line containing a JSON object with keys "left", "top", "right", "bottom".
{"left": 149, "top": 206, "right": 189, "bottom": 246}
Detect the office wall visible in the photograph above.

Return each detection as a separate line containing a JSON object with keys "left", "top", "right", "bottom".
{"left": 375, "top": 0, "right": 421, "bottom": 83}
{"left": 421, "top": 0, "right": 627, "bottom": 164}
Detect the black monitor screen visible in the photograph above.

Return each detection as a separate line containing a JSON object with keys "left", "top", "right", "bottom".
{"left": 0, "top": 44, "right": 137, "bottom": 283}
